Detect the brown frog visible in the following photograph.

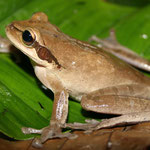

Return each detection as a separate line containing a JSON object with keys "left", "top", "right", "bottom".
{"left": 4, "top": 12, "right": 150, "bottom": 147}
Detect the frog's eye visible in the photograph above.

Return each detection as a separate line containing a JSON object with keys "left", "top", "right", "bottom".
{"left": 22, "top": 30, "right": 35, "bottom": 46}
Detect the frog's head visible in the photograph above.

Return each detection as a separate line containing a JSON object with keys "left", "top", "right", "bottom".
{"left": 6, "top": 12, "right": 61, "bottom": 68}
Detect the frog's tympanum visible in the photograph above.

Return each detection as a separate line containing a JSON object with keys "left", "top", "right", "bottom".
{"left": 4, "top": 12, "right": 150, "bottom": 147}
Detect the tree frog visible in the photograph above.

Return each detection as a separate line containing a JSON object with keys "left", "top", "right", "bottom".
{"left": 3, "top": 12, "right": 150, "bottom": 147}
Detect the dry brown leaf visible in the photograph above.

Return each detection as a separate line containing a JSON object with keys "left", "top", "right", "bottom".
{"left": 1, "top": 122, "right": 150, "bottom": 150}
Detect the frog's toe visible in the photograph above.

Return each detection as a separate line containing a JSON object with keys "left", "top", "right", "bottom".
{"left": 65, "top": 120, "right": 99, "bottom": 130}
{"left": 33, "top": 128, "right": 77, "bottom": 147}
{"left": 85, "top": 119, "right": 100, "bottom": 124}
{"left": 22, "top": 127, "right": 43, "bottom": 134}
{"left": 32, "top": 138, "right": 43, "bottom": 148}
{"left": 22, "top": 126, "right": 77, "bottom": 147}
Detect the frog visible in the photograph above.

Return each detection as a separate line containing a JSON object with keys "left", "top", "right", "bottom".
{"left": 3, "top": 12, "right": 150, "bottom": 148}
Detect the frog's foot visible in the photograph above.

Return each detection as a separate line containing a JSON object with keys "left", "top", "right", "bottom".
{"left": 65, "top": 119, "right": 100, "bottom": 133}
{"left": 89, "top": 29, "right": 119, "bottom": 49}
{"left": 22, "top": 125, "right": 77, "bottom": 148}
{"left": 66, "top": 112, "right": 150, "bottom": 134}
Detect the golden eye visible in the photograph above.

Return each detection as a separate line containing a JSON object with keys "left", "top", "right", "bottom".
{"left": 22, "top": 30, "right": 35, "bottom": 46}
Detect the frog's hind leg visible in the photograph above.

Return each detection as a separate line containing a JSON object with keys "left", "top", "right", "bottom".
{"left": 65, "top": 84, "right": 150, "bottom": 132}
{"left": 65, "top": 111, "right": 150, "bottom": 134}
{"left": 89, "top": 30, "right": 150, "bottom": 72}
{"left": 89, "top": 29, "right": 118, "bottom": 48}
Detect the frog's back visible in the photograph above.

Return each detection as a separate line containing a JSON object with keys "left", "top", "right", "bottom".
{"left": 40, "top": 27, "right": 150, "bottom": 95}
{"left": 54, "top": 40, "right": 150, "bottom": 97}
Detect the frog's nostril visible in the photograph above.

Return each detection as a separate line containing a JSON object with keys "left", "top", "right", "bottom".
{"left": 10, "top": 24, "right": 15, "bottom": 29}
{"left": 6, "top": 24, "right": 15, "bottom": 32}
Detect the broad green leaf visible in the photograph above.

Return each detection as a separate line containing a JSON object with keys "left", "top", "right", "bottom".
{"left": 0, "top": 0, "right": 150, "bottom": 140}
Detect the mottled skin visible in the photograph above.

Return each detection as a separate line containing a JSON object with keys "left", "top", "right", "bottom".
{"left": 4, "top": 12, "right": 150, "bottom": 147}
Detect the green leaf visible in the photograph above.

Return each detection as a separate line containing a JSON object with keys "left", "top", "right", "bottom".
{"left": 0, "top": 0, "right": 150, "bottom": 140}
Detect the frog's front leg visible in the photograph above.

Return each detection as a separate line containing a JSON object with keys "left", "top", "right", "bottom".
{"left": 66, "top": 84, "right": 150, "bottom": 132}
{"left": 0, "top": 36, "right": 21, "bottom": 62}
{"left": 22, "top": 88, "right": 75, "bottom": 148}
{"left": 0, "top": 36, "right": 12, "bottom": 53}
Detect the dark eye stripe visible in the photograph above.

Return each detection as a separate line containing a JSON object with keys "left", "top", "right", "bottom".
{"left": 22, "top": 30, "right": 35, "bottom": 46}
